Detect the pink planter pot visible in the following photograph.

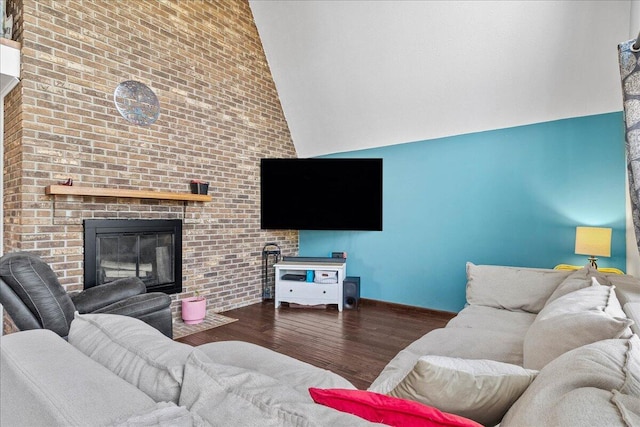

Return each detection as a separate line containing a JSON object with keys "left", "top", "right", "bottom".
{"left": 181, "top": 297, "right": 206, "bottom": 325}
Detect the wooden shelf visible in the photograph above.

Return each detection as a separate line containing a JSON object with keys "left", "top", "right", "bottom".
{"left": 45, "top": 185, "right": 212, "bottom": 202}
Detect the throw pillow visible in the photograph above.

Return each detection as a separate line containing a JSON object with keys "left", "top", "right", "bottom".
{"left": 622, "top": 333, "right": 640, "bottom": 396}
{"left": 537, "top": 281, "right": 622, "bottom": 322}
{"left": 308, "top": 388, "right": 482, "bottom": 427}
{"left": 68, "top": 312, "right": 195, "bottom": 404}
{"left": 523, "top": 311, "right": 633, "bottom": 370}
{"left": 545, "top": 265, "right": 610, "bottom": 305}
{"left": 612, "top": 390, "right": 640, "bottom": 427}
{"left": 593, "top": 277, "right": 628, "bottom": 320}
{"left": 502, "top": 336, "right": 640, "bottom": 426}
{"left": 523, "top": 388, "right": 630, "bottom": 427}
{"left": 465, "top": 263, "right": 570, "bottom": 314}
{"left": 388, "top": 356, "right": 537, "bottom": 426}
{"left": 625, "top": 302, "right": 640, "bottom": 336}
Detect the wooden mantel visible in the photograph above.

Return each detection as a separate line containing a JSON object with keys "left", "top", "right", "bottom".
{"left": 45, "top": 185, "right": 212, "bottom": 202}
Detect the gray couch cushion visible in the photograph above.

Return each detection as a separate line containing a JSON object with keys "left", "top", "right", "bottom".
{"left": 503, "top": 336, "right": 640, "bottom": 426}
{"left": 625, "top": 302, "right": 640, "bottom": 336}
{"left": 179, "top": 349, "right": 377, "bottom": 426}
{"left": 197, "top": 340, "right": 356, "bottom": 395}
{"left": 521, "top": 388, "right": 634, "bottom": 427}
{"left": 610, "top": 274, "right": 640, "bottom": 306}
{"left": 612, "top": 390, "right": 640, "bottom": 426}
{"left": 69, "top": 312, "right": 194, "bottom": 404}
{"left": 465, "top": 263, "right": 570, "bottom": 314}
{"left": 1, "top": 329, "right": 156, "bottom": 426}
{"left": 446, "top": 304, "right": 536, "bottom": 335}
{"left": 114, "top": 402, "right": 203, "bottom": 427}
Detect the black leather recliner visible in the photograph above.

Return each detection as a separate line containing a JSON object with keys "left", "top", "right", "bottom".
{"left": 0, "top": 251, "right": 173, "bottom": 338}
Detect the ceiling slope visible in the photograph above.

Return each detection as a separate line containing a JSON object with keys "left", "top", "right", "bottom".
{"left": 250, "top": 1, "right": 631, "bottom": 158}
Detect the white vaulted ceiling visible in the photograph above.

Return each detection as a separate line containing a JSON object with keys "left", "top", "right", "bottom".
{"left": 249, "top": 1, "right": 632, "bottom": 158}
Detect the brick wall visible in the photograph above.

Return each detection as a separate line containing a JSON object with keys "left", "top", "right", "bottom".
{"left": 3, "top": 0, "right": 298, "bottom": 327}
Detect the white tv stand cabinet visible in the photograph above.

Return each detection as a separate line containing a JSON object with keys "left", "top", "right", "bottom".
{"left": 274, "top": 261, "right": 346, "bottom": 311}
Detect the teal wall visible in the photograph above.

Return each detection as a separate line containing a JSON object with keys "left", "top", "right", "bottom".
{"left": 299, "top": 113, "right": 627, "bottom": 312}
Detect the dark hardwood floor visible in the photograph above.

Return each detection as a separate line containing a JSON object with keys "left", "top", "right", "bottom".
{"left": 176, "top": 300, "right": 455, "bottom": 390}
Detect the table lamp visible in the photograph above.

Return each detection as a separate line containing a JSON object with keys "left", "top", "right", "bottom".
{"left": 574, "top": 226, "right": 612, "bottom": 269}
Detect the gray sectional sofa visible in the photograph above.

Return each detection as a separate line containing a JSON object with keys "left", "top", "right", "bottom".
{"left": 369, "top": 263, "right": 640, "bottom": 426}
{"left": 1, "top": 312, "right": 376, "bottom": 426}
{"left": 2, "top": 263, "right": 640, "bottom": 426}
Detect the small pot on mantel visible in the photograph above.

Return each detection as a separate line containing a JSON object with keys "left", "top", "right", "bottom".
{"left": 181, "top": 296, "right": 207, "bottom": 325}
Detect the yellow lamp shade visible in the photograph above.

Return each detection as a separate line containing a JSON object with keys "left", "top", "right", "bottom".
{"left": 575, "top": 227, "right": 612, "bottom": 257}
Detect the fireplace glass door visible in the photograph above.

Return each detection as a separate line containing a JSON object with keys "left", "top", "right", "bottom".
{"left": 84, "top": 219, "right": 182, "bottom": 294}
{"left": 97, "top": 232, "right": 175, "bottom": 288}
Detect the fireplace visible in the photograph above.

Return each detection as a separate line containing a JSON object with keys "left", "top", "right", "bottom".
{"left": 83, "top": 219, "right": 182, "bottom": 294}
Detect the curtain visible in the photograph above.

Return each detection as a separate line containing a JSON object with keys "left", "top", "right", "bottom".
{"left": 619, "top": 39, "right": 640, "bottom": 254}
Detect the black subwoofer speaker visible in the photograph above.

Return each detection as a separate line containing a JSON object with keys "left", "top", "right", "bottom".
{"left": 343, "top": 276, "right": 360, "bottom": 310}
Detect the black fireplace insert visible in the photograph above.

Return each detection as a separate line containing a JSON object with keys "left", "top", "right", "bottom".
{"left": 83, "top": 219, "right": 182, "bottom": 294}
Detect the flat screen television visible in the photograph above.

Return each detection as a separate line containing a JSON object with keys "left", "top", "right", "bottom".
{"left": 260, "top": 158, "right": 383, "bottom": 231}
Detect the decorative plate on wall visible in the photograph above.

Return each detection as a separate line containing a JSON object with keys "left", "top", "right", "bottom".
{"left": 113, "top": 80, "right": 160, "bottom": 126}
